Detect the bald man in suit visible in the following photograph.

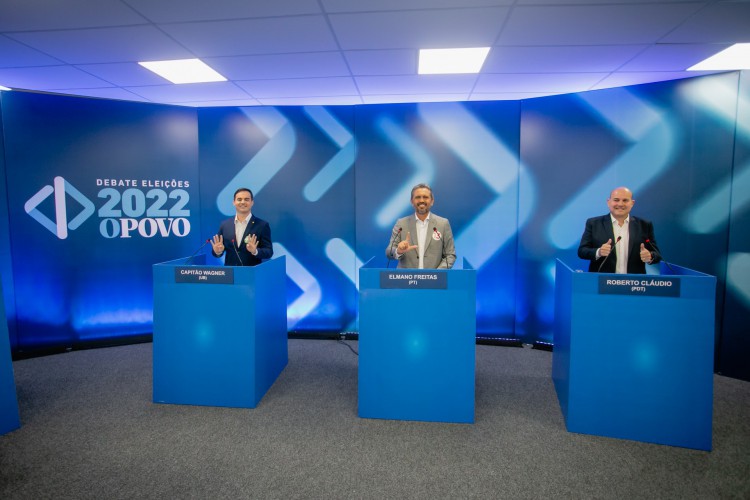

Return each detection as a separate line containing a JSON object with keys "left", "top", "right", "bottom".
{"left": 578, "top": 186, "right": 661, "bottom": 274}
{"left": 385, "top": 183, "right": 456, "bottom": 269}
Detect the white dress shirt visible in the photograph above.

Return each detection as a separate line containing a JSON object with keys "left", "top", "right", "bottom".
{"left": 415, "top": 213, "right": 431, "bottom": 269}
{"left": 611, "top": 215, "right": 630, "bottom": 274}
{"left": 234, "top": 213, "right": 250, "bottom": 248}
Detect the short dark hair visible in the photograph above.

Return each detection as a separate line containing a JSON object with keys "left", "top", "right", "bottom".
{"left": 233, "top": 187, "right": 253, "bottom": 200}
{"left": 410, "top": 183, "right": 433, "bottom": 199}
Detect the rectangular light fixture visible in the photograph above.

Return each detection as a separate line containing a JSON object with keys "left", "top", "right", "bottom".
{"left": 688, "top": 43, "right": 750, "bottom": 71}
{"left": 138, "top": 58, "right": 227, "bottom": 84}
{"left": 418, "top": 47, "right": 490, "bottom": 75}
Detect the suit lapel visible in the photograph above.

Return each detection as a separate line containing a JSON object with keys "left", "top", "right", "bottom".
{"left": 600, "top": 216, "right": 617, "bottom": 265}
{"left": 628, "top": 217, "right": 641, "bottom": 261}
{"left": 407, "top": 217, "right": 418, "bottom": 250}
{"left": 240, "top": 216, "right": 256, "bottom": 246}
{"left": 403, "top": 217, "right": 417, "bottom": 266}
{"left": 601, "top": 215, "right": 615, "bottom": 243}
{"left": 423, "top": 216, "right": 434, "bottom": 253}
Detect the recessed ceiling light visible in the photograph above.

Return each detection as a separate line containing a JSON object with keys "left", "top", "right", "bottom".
{"left": 138, "top": 59, "right": 227, "bottom": 84}
{"left": 0, "top": 85, "right": 10, "bottom": 91}
{"left": 418, "top": 47, "right": 490, "bottom": 75}
{"left": 688, "top": 43, "right": 750, "bottom": 71}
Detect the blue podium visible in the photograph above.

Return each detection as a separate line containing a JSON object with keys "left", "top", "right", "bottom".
{"left": 358, "top": 259, "right": 476, "bottom": 423}
{"left": 553, "top": 259, "right": 715, "bottom": 450}
{"left": 1, "top": 276, "right": 21, "bottom": 435}
{"left": 153, "top": 255, "right": 287, "bottom": 408}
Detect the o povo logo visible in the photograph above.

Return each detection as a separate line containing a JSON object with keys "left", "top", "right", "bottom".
{"left": 24, "top": 176, "right": 95, "bottom": 240}
{"left": 25, "top": 176, "right": 192, "bottom": 239}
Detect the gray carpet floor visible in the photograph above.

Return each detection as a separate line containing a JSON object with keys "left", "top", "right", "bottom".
{"left": 1, "top": 339, "right": 748, "bottom": 499}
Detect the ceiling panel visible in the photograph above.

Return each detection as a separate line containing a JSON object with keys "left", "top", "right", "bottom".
{"left": 74, "top": 62, "right": 174, "bottom": 86}
{"left": 123, "top": 0, "right": 322, "bottom": 23}
{"left": 498, "top": 4, "right": 704, "bottom": 45}
{"left": 206, "top": 52, "right": 351, "bottom": 80}
{"left": 344, "top": 50, "right": 417, "bottom": 76}
{"left": 361, "top": 93, "right": 469, "bottom": 104}
{"left": 0, "top": 0, "right": 147, "bottom": 31}
{"left": 0, "top": 65, "right": 112, "bottom": 89}
{"left": 0, "top": 35, "right": 61, "bottom": 68}
{"left": 7, "top": 26, "right": 192, "bottom": 64}
{"left": 0, "top": 1, "right": 743, "bottom": 106}
{"left": 48, "top": 87, "right": 150, "bottom": 102}
{"left": 256, "top": 95, "right": 362, "bottom": 106}
{"left": 236, "top": 77, "right": 358, "bottom": 98}
{"left": 329, "top": 8, "right": 510, "bottom": 50}
{"left": 355, "top": 74, "right": 478, "bottom": 95}
{"left": 659, "top": 2, "right": 750, "bottom": 43}
{"left": 590, "top": 70, "right": 719, "bottom": 90}
{"left": 475, "top": 73, "right": 609, "bottom": 93}
{"left": 126, "top": 81, "right": 251, "bottom": 103}
{"left": 159, "top": 16, "right": 339, "bottom": 57}
{"left": 619, "top": 44, "right": 734, "bottom": 72}
{"left": 483, "top": 45, "right": 648, "bottom": 73}
{"left": 177, "top": 98, "right": 261, "bottom": 108}
{"left": 514, "top": 0, "right": 704, "bottom": 4}
{"left": 469, "top": 92, "right": 556, "bottom": 101}
{"left": 322, "top": 0, "right": 514, "bottom": 12}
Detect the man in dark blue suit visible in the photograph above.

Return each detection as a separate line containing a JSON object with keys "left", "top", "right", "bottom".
{"left": 578, "top": 187, "right": 661, "bottom": 274}
{"left": 210, "top": 188, "right": 273, "bottom": 266}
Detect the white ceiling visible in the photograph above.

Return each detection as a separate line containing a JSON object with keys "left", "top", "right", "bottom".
{"left": 1, "top": 0, "right": 748, "bottom": 107}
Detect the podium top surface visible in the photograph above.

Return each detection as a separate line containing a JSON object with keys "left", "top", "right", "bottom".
{"left": 361, "top": 256, "right": 474, "bottom": 271}
{"left": 155, "top": 255, "right": 285, "bottom": 268}
{"left": 555, "top": 258, "right": 714, "bottom": 278}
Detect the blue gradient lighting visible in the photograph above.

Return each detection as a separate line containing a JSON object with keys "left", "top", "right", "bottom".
{"left": 217, "top": 107, "right": 296, "bottom": 215}
{"left": 681, "top": 77, "right": 750, "bottom": 234}
{"left": 548, "top": 89, "right": 678, "bottom": 249}
{"left": 302, "top": 106, "right": 357, "bottom": 202}
{"left": 15, "top": 280, "right": 68, "bottom": 327}
{"left": 73, "top": 308, "right": 152, "bottom": 332}
{"left": 325, "top": 238, "right": 362, "bottom": 290}
{"left": 679, "top": 76, "right": 742, "bottom": 132}
{"left": 273, "top": 243, "right": 321, "bottom": 329}
{"left": 632, "top": 342, "right": 658, "bottom": 374}
{"left": 683, "top": 160, "right": 750, "bottom": 235}
{"left": 194, "top": 320, "right": 216, "bottom": 349}
{"left": 727, "top": 253, "right": 750, "bottom": 307}
{"left": 374, "top": 114, "right": 435, "bottom": 228}
{"left": 418, "top": 102, "right": 523, "bottom": 268}
{"left": 404, "top": 330, "right": 427, "bottom": 360}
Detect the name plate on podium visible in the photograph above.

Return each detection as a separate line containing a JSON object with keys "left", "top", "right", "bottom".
{"left": 598, "top": 276, "right": 680, "bottom": 297}
{"left": 379, "top": 271, "right": 447, "bottom": 289}
{"left": 175, "top": 266, "right": 234, "bottom": 284}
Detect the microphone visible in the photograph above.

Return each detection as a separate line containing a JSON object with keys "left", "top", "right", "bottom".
{"left": 386, "top": 227, "right": 402, "bottom": 268}
{"left": 230, "top": 238, "right": 244, "bottom": 266}
{"left": 644, "top": 238, "right": 675, "bottom": 274}
{"left": 186, "top": 238, "right": 211, "bottom": 264}
{"left": 597, "top": 236, "right": 621, "bottom": 273}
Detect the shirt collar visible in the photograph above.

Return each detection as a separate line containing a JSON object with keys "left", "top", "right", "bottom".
{"left": 414, "top": 212, "right": 431, "bottom": 223}
{"left": 235, "top": 213, "right": 252, "bottom": 224}
{"left": 610, "top": 214, "right": 629, "bottom": 226}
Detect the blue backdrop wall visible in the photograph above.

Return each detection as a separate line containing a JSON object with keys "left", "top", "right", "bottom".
{"left": 1, "top": 92, "right": 200, "bottom": 348}
{"left": 1, "top": 71, "right": 748, "bottom": 380}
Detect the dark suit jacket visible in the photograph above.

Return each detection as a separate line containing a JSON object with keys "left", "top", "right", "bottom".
{"left": 213, "top": 215, "right": 273, "bottom": 266}
{"left": 577, "top": 214, "right": 661, "bottom": 274}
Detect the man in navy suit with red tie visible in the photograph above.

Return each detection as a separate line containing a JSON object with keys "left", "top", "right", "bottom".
{"left": 211, "top": 188, "right": 273, "bottom": 266}
{"left": 578, "top": 186, "right": 661, "bottom": 274}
